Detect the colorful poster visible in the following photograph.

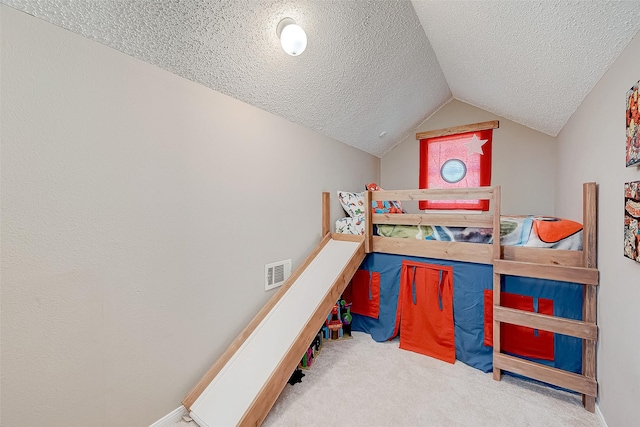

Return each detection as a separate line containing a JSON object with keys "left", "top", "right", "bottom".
{"left": 626, "top": 80, "right": 640, "bottom": 167}
{"left": 624, "top": 181, "right": 640, "bottom": 263}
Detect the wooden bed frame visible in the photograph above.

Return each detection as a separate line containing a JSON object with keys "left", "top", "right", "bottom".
{"left": 182, "top": 183, "right": 597, "bottom": 425}
{"left": 363, "top": 183, "right": 599, "bottom": 412}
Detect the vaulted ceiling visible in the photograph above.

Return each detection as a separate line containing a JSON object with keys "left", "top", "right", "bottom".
{"left": 4, "top": 1, "right": 640, "bottom": 157}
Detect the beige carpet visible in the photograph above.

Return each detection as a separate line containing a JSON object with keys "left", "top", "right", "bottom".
{"left": 177, "top": 331, "right": 601, "bottom": 427}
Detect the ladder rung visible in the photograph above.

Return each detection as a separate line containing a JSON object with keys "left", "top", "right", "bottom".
{"left": 494, "top": 353, "right": 597, "bottom": 397}
{"left": 494, "top": 306, "right": 597, "bottom": 340}
{"left": 494, "top": 259, "right": 598, "bottom": 285}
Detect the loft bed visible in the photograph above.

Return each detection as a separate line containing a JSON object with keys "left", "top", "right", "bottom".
{"left": 181, "top": 185, "right": 598, "bottom": 425}
{"left": 341, "top": 183, "right": 598, "bottom": 412}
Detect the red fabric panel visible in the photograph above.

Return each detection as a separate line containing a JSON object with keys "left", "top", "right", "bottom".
{"left": 398, "top": 261, "right": 455, "bottom": 364}
{"left": 419, "top": 129, "right": 492, "bottom": 211}
{"left": 484, "top": 290, "right": 554, "bottom": 360}
{"left": 346, "top": 269, "right": 380, "bottom": 319}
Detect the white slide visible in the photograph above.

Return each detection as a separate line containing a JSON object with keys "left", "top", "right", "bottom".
{"left": 188, "top": 238, "right": 363, "bottom": 426}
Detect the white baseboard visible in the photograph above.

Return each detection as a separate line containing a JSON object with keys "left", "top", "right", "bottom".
{"left": 149, "top": 405, "right": 189, "bottom": 427}
{"left": 596, "top": 404, "right": 608, "bottom": 427}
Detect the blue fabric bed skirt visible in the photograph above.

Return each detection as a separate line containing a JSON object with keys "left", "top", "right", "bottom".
{"left": 350, "top": 253, "right": 583, "bottom": 374}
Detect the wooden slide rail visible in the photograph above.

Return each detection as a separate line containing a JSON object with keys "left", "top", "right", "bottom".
{"left": 492, "top": 182, "right": 598, "bottom": 412}
{"left": 238, "top": 236, "right": 364, "bottom": 425}
{"left": 183, "top": 192, "right": 365, "bottom": 425}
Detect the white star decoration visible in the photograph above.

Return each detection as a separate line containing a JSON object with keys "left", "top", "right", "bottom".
{"left": 463, "top": 134, "right": 488, "bottom": 155}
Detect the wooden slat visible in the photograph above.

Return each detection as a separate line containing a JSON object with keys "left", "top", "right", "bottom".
{"left": 331, "top": 232, "right": 365, "bottom": 243}
{"left": 416, "top": 120, "right": 500, "bottom": 140}
{"left": 494, "top": 353, "right": 597, "bottom": 397}
{"left": 364, "top": 190, "right": 373, "bottom": 253}
{"left": 182, "top": 233, "right": 333, "bottom": 410}
{"left": 494, "top": 306, "right": 598, "bottom": 340}
{"left": 372, "top": 187, "right": 494, "bottom": 202}
{"left": 373, "top": 212, "right": 493, "bottom": 228}
{"left": 502, "top": 246, "right": 584, "bottom": 267}
{"left": 322, "top": 192, "right": 330, "bottom": 237}
{"left": 373, "top": 236, "right": 493, "bottom": 264}
{"left": 240, "top": 241, "right": 366, "bottom": 426}
{"left": 582, "top": 182, "right": 598, "bottom": 412}
{"left": 494, "top": 259, "right": 598, "bottom": 285}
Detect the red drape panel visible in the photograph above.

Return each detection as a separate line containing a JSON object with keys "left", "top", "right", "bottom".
{"left": 395, "top": 261, "right": 455, "bottom": 364}
{"left": 484, "top": 290, "right": 554, "bottom": 360}
{"left": 343, "top": 269, "right": 380, "bottom": 319}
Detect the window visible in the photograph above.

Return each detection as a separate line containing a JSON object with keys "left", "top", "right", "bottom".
{"left": 418, "top": 122, "right": 496, "bottom": 211}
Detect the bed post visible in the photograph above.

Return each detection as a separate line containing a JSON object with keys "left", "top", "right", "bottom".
{"left": 365, "top": 190, "right": 373, "bottom": 253}
{"left": 492, "top": 186, "right": 503, "bottom": 381}
{"left": 492, "top": 186, "right": 502, "bottom": 263}
{"left": 322, "top": 192, "right": 330, "bottom": 237}
{"left": 582, "top": 182, "right": 597, "bottom": 412}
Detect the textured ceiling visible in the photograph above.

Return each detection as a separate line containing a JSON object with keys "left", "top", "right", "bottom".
{"left": 3, "top": 1, "right": 640, "bottom": 157}
{"left": 413, "top": 1, "right": 640, "bottom": 137}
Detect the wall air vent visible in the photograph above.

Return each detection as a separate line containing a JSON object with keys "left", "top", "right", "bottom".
{"left": 265, "top": 259, "right": 291, "bottom": 291}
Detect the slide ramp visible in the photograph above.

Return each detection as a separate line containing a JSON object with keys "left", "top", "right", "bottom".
{"left": 183, "top": 235, "right": 364, "bottom": 426}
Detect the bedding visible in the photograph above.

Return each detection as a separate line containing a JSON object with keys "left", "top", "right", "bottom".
{"left": 337, "top": 183, "right": 403, "bottom": 225}
{"left": 374, "top": 215, "right": 583, "bottom": 250}
{"left": 335, "top": 215, "right": 366, "bottom": 235}
{"left": 337, "top": 191, "right": 366, "bottom": 218}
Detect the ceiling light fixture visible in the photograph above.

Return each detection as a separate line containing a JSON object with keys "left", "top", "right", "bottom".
{"left": 276, "top": 18, "right": 307, "bottom": 56}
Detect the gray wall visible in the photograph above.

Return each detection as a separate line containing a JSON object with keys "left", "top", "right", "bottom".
{"left": 555, "top": 31, "right": 640, "bottom": 427}
{"left": 0, "top": 6, "right": 378, "bottom": 426}
{"left": 381, "top": 99, "right": 557, "bottom": 215}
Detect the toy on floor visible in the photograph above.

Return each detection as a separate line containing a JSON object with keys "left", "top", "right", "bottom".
{"left": 312, "top": 330, "right": 323, "bottom": 353}
{"left": 299, "top": 346, "right": 315, "bottom": 369}
{"left": 340, "top": 299, "right": 352, "bottom": 337}
{"left": 326, "top": 303, "right": 343, "bottom": 340}
{"left": 299, "top": 329, "right": 324, "bottom": 370}
{"left": 287, "top": 367, "right": 305, "bottom": 385}
{"left": 323, "top": 299, "right": 352, "bottom": 341}
{"left": 298, "top": 300, "right": 352, "bottom": 373}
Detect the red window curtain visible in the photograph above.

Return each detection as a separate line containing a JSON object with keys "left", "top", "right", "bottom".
{"left": 419, "top": 129, "right": 492, "bottom": 210}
